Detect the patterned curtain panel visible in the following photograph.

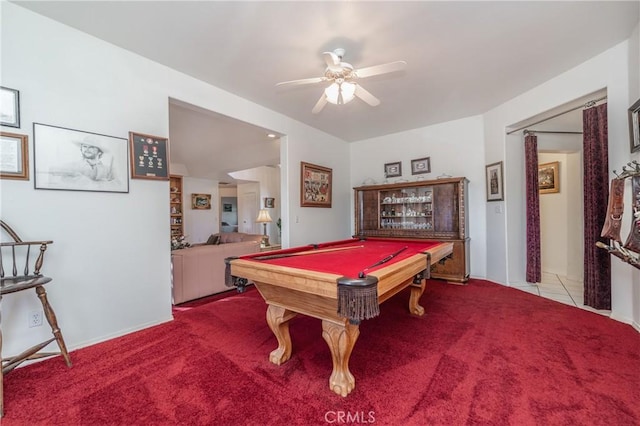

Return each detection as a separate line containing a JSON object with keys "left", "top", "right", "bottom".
{"left": 583, "top": 103, "right": 611, "bottom": 310}
{"left": 525, "top": 134, "right": 541, "bottom": 283}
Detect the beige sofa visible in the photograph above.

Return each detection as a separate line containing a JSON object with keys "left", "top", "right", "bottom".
{"left": 171, "top": 232, "right": 263, "bottom": 304}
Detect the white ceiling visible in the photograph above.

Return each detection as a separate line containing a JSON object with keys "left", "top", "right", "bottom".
{"left": 13, "top": 1, "right": 639, "bottom": 180}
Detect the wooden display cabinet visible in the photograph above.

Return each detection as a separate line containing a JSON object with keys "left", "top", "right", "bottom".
{"left": 169, "top": 175, "right": 183, "bottom": 238}
{"left": 354, "top": 177, "right": 469, "bottom": 282}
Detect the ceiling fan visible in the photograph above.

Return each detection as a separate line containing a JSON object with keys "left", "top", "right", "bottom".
{"left": 276, "top": 48, "right": 406, "bottom": 114}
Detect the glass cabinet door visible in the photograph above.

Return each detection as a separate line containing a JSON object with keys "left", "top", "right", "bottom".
{"left": 379, "top": 186, "right": 433, "bottom": 230}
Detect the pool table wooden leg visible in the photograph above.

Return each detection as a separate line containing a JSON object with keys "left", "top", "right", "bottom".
{"left": 266, "top": 305, "right": 297, "bottom": 365}
{"left": 409, "top": 278, "right": 426, "bottom": 316}
{"left": 322, "top": 320, "right": 360, "bottom": 397}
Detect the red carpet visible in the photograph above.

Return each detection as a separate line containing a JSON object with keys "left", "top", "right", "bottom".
{"left": 3, "top": 279, "right": 639, "bottom": 425}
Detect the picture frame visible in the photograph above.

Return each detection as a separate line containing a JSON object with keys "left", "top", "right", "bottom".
{"left": 538, "top": 161, "right": 560, "bottom": 194}
{"left": 384, "top": 161, "right": 402, "bottom": 178}
{"left": 410, "top": 157, "right": 431, "bottom": 175}
{"left": 629, "top": 98, "right": 640, "bottom": 153}
{"left": 223, "top": 203, "right": 233, "bottom": 212}
{"left": 0, "top": 86, "right": 20, "bottom": 128}
{"left": 265, "top": 197, "right": 275, "bottom": 208}
{"left": 0, "top": 132, "right": 29, "bottom": 180}
{"left": 129, "top": 131, "right": 170, "bottom": 180}
{"left": 485, "top": 161, "right": 504, "bottom": 202}
{"left": 192, "top": 193, "right": 211, "bottom": 210}
{"left": 33, "top": 123, "right": 129, "bottom": 193}
{"left": 301, "top": 161, "right": 332, "bottom": 208}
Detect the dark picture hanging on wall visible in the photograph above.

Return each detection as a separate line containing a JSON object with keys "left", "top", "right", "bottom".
{"left": 129, "top": 131, "right": 170, "bottom": 180}
{"left": 384, "top": 161, "right": 402, "bottom": 178}
{"left": 629, "top": 98, "right": 640, "bottom": 153}
{"left": 410, "top": 157, "right": 431, "bottom": 175}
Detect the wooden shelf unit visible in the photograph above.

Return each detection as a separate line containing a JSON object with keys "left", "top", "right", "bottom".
{"left": 354, "top": 177, "right": 469, "bottom": 282}
{"left": 169, "top": 175, "right": 183, "bottom": 238}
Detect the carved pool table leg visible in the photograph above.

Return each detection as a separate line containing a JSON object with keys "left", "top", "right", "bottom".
{"left": 409, "top": 278, "right": 426, "bottom": 316}
{"left": 266, "top": 305, "right": 297, "bottom": 365}
{"left": 322, "top": 320, "right": 360, "bottom": 397}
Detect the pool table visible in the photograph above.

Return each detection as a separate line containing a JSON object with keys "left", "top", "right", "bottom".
{"left": 225, "top": 237, "right": 453, "bottom": 397}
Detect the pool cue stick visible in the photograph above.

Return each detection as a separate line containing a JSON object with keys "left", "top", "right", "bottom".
{"left": 253, "top": 244, "right": 364, "bottom": 261}
{"left": 358, "top": 246, "right": 408, "bottom": 278}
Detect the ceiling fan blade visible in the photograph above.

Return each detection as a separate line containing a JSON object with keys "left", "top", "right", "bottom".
{"left": 354, "top": 85, "right": 380, "bottom": 106}
{"left": 276, "top": 77, "right": 325, "bottom": 87}
{"left": 323, "top": 51, "right": 342, "bottom": 71}
{"left": 355, "top": 61, "right": 407, "bottom": 79}
{"left": 312, "top": 94, "right": 328, "bottom": 114}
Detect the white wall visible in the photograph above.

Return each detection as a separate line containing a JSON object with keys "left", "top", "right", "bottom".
{"left": 350, "top": 116, "right": 487, "bottom": 279}
{"left": 183, "top": 177, "right": 218, "bottom": 244}
{"left": 1, "top": 4, "right": 351, "bottom": 357}
{"left": 484, "top": 37, "right": 638, "bottom": 327}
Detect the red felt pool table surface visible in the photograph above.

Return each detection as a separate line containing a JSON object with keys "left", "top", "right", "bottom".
{"left": 238, "top": 237, "right": 443, "bottom": 278}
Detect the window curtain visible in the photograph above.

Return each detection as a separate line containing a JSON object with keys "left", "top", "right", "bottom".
{"left": 583, "top": 103, "right": 611, "bottom": 310}
{"left": 525, "top": 134, "right": 541, "bottom": 283}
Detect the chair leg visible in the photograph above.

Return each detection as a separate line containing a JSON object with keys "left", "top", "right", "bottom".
{"left": 35, "top": 286, "right": 72, "bottom": 367}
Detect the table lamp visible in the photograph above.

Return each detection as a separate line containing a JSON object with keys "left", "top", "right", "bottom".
{"left": 256, "top": 209, "right": 272, "bottom": 246}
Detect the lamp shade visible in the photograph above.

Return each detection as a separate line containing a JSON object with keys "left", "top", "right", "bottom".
{"left": 256, "top": 209, "right": 272, "bottom": 223}
{"left": 324, "top": 81, "right": 356, "bottom": 105}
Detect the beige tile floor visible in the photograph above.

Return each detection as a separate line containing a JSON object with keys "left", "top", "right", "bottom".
{"left": 511, "top": 272, "right": 611, "bottom": 316}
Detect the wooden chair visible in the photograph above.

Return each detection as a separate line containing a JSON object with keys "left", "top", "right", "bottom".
{"left": 0, "top": 220, "right": 72, "bottom": 417}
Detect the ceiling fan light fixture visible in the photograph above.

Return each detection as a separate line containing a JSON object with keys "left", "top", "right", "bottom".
{"left": 324, "top": 81, "right": 356, "bottom": 105}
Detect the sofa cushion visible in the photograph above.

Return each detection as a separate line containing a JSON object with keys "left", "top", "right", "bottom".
{"left": 206, "top": 233, "right": 221, "bottom": 245}
{"left": 219, "top": 232, "right": 263, "bottom": 244}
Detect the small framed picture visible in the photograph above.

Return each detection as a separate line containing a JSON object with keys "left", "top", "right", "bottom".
{"left": 129, "top": 131, "right": 170, "bottom": 180}
{"left": 629, "top": 98, "right": 640, "bottom": 153}
{"left": 538, "top": 161, "right": 559, "bottom": 194}
{"left": 223, "top": 203, "right": 233, "bottom": 212}
{"left": 485, "top": 161, "right": 504, "bottom": 202}
{"left": 384, "top": 161, "right": 402, "bottom": 178}
{"left": 411, "top": 157, "right": 431, "bottom": 175}
{"left": 192, "top": 193, "right": 211, "bottom": 209}
{"left": 0, "top": 132, "right": 29, "bottom": 180}
{"left": 265, "top": 197, "right": 275, "bottom": 208}
{"left": 0, "top": 86, "right": 20, "bottom": 128}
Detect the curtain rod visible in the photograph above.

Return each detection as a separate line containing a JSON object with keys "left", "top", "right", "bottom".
{"left": 506, "top": 95, "right": 607, "bottom": 135}
{"left": 523, "top": 130, "right": 583, "bottom": 135}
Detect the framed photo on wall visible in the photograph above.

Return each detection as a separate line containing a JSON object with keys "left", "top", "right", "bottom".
{"left": 538, "top": 161, "right": 559, "bottom": 194}
{"left": 129, "top": 131, "right": 170, "bottom": 180}
{"left": 301, "top": 161, "right": 332, "bottom": 207}
{"left": 410, "top": 157, "right": 431, "bottom": 175}
{"left": 0, "top": 86, "right": 20, "bottom": 128}
{"left": 485, "top": 161, "right": 504, "bottom": 202}
{"left": 384, "top": 161, "right": 402, "bottom": 178}
{"left": 33, "top": 123, "right": 129, "bottom": 193}
{"left": 265, "top": 197, "right": 275, "bottom": 208}
{"left": 0, "top": 132, "right": 29, "bottom": 180}
{"left": 629, "top": 98, "right": 640, "bottom": 153}
{"left": 192, "top": 193, "right": 211, "bottom": 209}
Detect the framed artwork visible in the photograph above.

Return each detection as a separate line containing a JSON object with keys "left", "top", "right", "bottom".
{"left": 538, "top": 161, "right": 559, "bottom": 194}
{"left": 411, "top": 157, "right": 431, "bottom": 175}
{"left": 129, "top": 131, "right": 170, "bottom": 180}
{"left": 223, "top": 203, "right": 233, "bottom": 212}
{"left": 0, "top": 86, "right": 20, "bottom": 128}
{"left": 629, "top": 98, "right": 640, "bottom": 153}
{"left": 192, "top": 193, "right": 211, "bottom": 209}
{"left": 384, "top": 161, "right": 402, "bottom": 178}
{"left": 485, "top": 161, "right": 504, "bottom": 202}
{"left": 0, "top": 132, "right": 29, "bottom": 180}
{"left": 301, "top": 161, "right": 332, "bottom": 207}
{"left": 33, "top": 123, "right": 129, "bottom": 193}
{"left": 265, "top": 197, "right": 275, "bottom": 208}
